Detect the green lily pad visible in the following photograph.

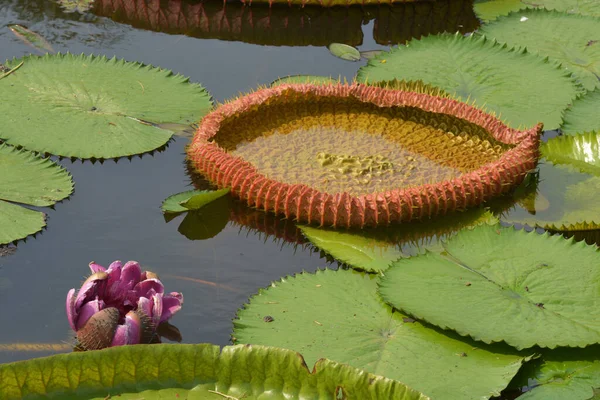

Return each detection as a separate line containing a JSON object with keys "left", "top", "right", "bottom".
{"left": 356, "top": 33, "right": 580, "bottom": 130}
{"left": 0, "top": 143, "right": 73, "bottom": 245}
{"left": 234, "top": 268, "right": 531, "bottom": 400}
{"left": 0, "top": 343, "right": 427, "bottom": 399}
{"left": 0, "top": 53, "right": 212, "bottom": 159}
{"left": 270, "top": 75, "right": 341, "bottom": 87}
{"left": 161, "top": 189, "right": 230, "bottom": 214}
{"left": 379, "top": 223, "right": 600, "bottom": 350}
{"left": 176, "top": 196, "right": 231, "bottom": 240}
{"left": 299, "top": 225, "right": 404, "bottom": 273}
{"left": 562, "top": 89, "right": 600, "bottom": 135}
{"left": 512, "top": 346, "right": 600, "bottom": 400}
{"left": 299, "top": 209, "right": 497, "bottom": 273}
{"left": 501, "top": 162, "right": 600, "bottom": 232}
{"left": 541, "top": 131, "right": 600, "bottom": 176}
{"left": 478, "top": 9, "right": 600, "bottom": 91}
{"left": 327, "top": 43, "right": 361, "bottom": 61}
{"left": 474, "top": 0, "right": 600, "bottom": 22}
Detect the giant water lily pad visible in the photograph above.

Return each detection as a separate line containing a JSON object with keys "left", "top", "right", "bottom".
{"left": 513, "top": 346, "right": 600, "bottom": 399}
{"left": 0, "top": 143, "right": 73, "bottom": 245}
{"left": 379, "top": 224, "right": 600, "bottom": 349}
{"left": 562, "top": 89, "right": 600, "bottom": 135}
{"left": 0, "top": 53, "right": 212, "bottom": 159}
{"left": 474, "top": 0, "right": 600, "bottom": 22}
{"left": 0, "top": 343, "right": 427, "bottom": 399}
{"left": 541, "top": 131, "right": 600, "bottom": 176}
{"left": 188, "top": 82, "right": 540, "bottom": 228}
{"left": 357, "top": 34, "right": 580, "bottom": 129}
{"left": 478, "top": 9, "right": 600, "bottom": 91}
{"left": 234, "top": 268, "right": 531, "bottom": 399}
{"left": 501, "top": 162, "right": 600, "bottom": 231}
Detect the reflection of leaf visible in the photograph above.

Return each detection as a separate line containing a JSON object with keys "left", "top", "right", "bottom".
{"left": 234, "top": 269, "right": 531, "bottom": 400}
{"left": 161, "top": 189, "right": 230, "bottom": 214}
{"left": 0, "top": 54, "right": 212, "bottom": 159}
{"left": 8, "top": 24, "right": 54, "bottom": 54}
{"left": 0, "top": 143, "right": 73, "bottom": 245}
{"left": 512, "top": 346, "right": 600, "bottom": 399}
{"left": 357, "top": 34, "right": 580, "bottom": 129}
{"left": 562, "top": 89, "right": 600, "bottom": 135}
{"left": 380, "top": 223, "right": 600, "bottom": 349}
{"left": 177, "top": 196, "right": 230, "bottom": 240}
{"left": 327, "top": 43, "right": 361, "bottom": 61}
{"left": 478, "top": 9, "right": 600, "bottom": 90}
{"left": 0, "top": 343, "right": 426, "bottom": 399}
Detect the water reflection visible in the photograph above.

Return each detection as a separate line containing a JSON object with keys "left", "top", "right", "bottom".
{"left": 91, "top": 0, "right": 479, "bottom": 46}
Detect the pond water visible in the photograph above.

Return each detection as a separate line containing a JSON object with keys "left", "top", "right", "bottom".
{"left": 0, "top": 0, "right": 484, "bottom": 364}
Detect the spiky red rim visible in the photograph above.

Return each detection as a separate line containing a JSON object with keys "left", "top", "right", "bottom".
{"left": 188, "top": 83, "right": 541, "bottom": 228}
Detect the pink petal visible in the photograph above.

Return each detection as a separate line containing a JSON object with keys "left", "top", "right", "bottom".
{"left": 66, "top": 288, "right": 77, "bottom": 331}
{"left": 74, "top": 272, "right": 109, "bottom": 311}
{"left": 111, "top": 311, "right": 142, "bottom": 346}
{"left": 137, "top": 297, "right": 154, "bottom": 321}
{"left": 75, "top": 299, "right": 104, "bottom": 330}
{"left": 160, "top": 292, "right": 183, "bottom": 323}
{"left": 151, "top": 293, "right": 163, "bottom": 328}
{"left": 88, "top": 262, "right": 106, "bottom": 274}
{"left": 120, "top": 261, "right": 142, "bottom": 290}
{"left": 134, "top": 279, "right": 164, "bottom": 299}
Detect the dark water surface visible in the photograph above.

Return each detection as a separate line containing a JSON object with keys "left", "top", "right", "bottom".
{"left": 0, "top": 0, "right": 478, "bottom": 363}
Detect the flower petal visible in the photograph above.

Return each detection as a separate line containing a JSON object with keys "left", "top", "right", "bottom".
{"left": 120, "top": 261, "right": 142, "bottom": 290}
{"left": 75, "top": 299, "right": 104, "bottom": 330}
{"left": 111, "top": 311, "right": 142, "bottom": 346}
{"left": 74, "top": 272, "right": 109, "bottom": 311}
{"left": 134, "top": 279, "right": 164, "bottom": 299}
{"left": 88, "top": 262, "right": 106, "bottom": 274}
{"left": 160, "top": 292, "right": 183, "bottom": 323}
{"left": 66, "top": 288, "right": 77, "bottom": 331}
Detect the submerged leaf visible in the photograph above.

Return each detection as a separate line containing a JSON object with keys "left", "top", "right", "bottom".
{"left": 478, "top": 9, "right": 600, "bottom": 90}
{"left": 380, "top": 224, "right": 600, "bottom": 349}
{"left": 234, "top": 269, "right": 531, "bottom": 400}
{"left": 0, "top": 53, "right": 212, "bottom": 159}
{"left": 357, "top": 33, "right": 580, "bottom": 129}
{"left": 8, "top": 24, "right": 54, "bottom": 54}
{"left": 327, "top": 43, "right": 361, "bottom": 61}
{"left": 0, "top": 143, "right": 73, "bottom": 245}
{"left": 177, "top": 196, "right": 231, "bottom": 240}
{"left": 0, "top": 343, "right": 427, "bottom": 399}
{"left": 562, "top": 89, "right": 600, "bottom": 135}
{"left": 474, "top": 0, "right": 600, "bottom": 22}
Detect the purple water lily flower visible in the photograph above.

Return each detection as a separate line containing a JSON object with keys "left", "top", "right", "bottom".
{"left": 66, "top": 260, "right": 183, "bottom": 350}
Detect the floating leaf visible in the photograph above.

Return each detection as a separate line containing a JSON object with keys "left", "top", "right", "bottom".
{"left": 478, "top": 9, "right": 600, "bottom": 91}
{"left": 270, "top": 75, "right": 340, "bottom": 87}
{"left": 562, "top": 89, "right": 600, "bottom": 135}
{"left": 7, "top": 24, "right": 54, "bottom": 54}
{"left": 379, "top": 224, "right": 600, "bottom": 349}
{"left": 54, "top": 0, "right": 95, "bottom": 13}
{"left": 299, "top": 209, "right": 496, "bottom": 272}
{"left": 357, "top": 34, "right": 580, "bottom": 129}
{"left": 513, "top": 346, "right": 600, "bottom": 399}
{"left": 0, "top": 53, "right": 212, "bottom": 159}
{"left": 0, "top": 143, "right": 73, "bottom": 245}
{"left": 474, "top": 0, "right": 600, "bottom": 22}
{"left": 234, "top": 268, "right": 531, "bottom": 399}
{"left": 327, "top": 43, "right": 361, "bottom": 61}
{"left": 0, "top": 343, "right": 427, "bottom": 399}
{"left": 162, "top": 189, "right": 230, "bottom": 214}
{"left": 501, "top": 162, "right": 600, "bottom": 231}
{"left": 299, "top": 225, "right": 404, "bottom": 272}
{"left": 542, "top": 131, "right": 600, "bottom": 176}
